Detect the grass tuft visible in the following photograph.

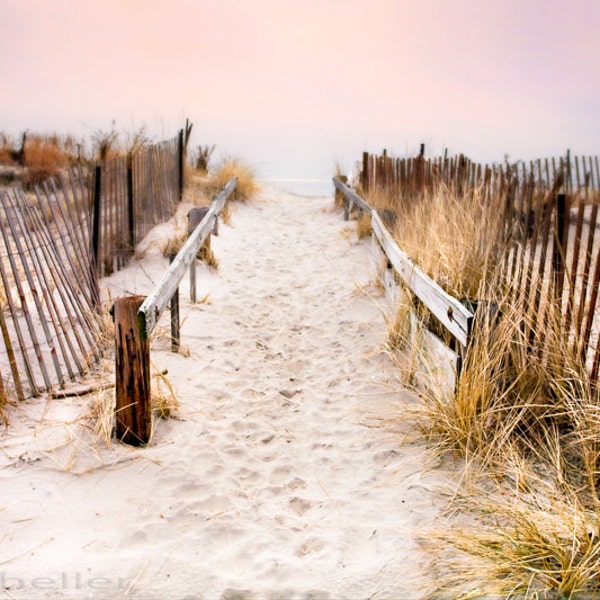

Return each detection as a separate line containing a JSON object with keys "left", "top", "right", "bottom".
{"left": 152, "top": 368, "right": 179, "bottom": 419}
{"left": 356, "top": 212, "right": 372, "bottom": 239}
{"left": 21, "top": 134, "right": 80, "bottom": 187}
{"left": 206, "top": 158, "right": 259, "bottom": 202}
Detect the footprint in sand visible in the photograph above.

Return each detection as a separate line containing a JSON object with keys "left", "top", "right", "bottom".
{"left": 223, "top": 446, "right": 246, "bottom": 458}
{"left": 235, "top": 466, "right": 260, "bottom": 483}
{"left": 296, "top": 537, "right": 326, "bottom": 557}
{"left": 288, "top": 496, "right": 313, "bottom": 516}
{"left": 287, "top": 477, "right": 307, "bottom": 491}
{"left": 121, "top": 528, "right": 148, "bottom": 546}
{"left": 220, "top": 588, "right": 256, "bottom": 600}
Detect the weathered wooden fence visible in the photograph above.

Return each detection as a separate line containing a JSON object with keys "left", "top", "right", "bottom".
{"left": 355, "top": 149, "right": 600, "bottom": 382}
{"left": 92, "top": 134, "right": 183, "bottom": 277}
{"left": 360, "top": 149, "right": 599, "bottom": 201}
{"left": 504, "top": 189, "right": 600, "bottom": 381}
{"left": 113, "top": 177, "right": 237, "bottom": 446}
{"left": 0, "top": 131, "right": 187, "bottom": 401}
{"left": 0, "top": 168, "right": 101, "bottom": 400}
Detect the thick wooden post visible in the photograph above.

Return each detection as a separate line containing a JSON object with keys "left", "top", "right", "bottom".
{"left": 333, "top": 174, "right": 349, "bottom": 218}
{"left": 189, "top": 257, "right": 197, "bottom": 303}
{"left": 114, "top": 295, "right": 152, "bottom": 446}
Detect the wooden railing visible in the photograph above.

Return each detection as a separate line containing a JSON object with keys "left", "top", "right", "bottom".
{"left": 112, "top": 177, "right": 237, "bottom": 446}
{"left": 333, "top": 177, "right": 474, "bottom": 350}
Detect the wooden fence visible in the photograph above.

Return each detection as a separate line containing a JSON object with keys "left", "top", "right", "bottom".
{"left": 359, "top": 149, "right": 599, "bottom": 201}
{"left": 0, "top": 132, "right": 186, "bottom": 402}
{"left": 92, "top": 134, "right": 183, "bottom": 277}
{"left": 0, "top": 168, "right": 101, "bottom": 400}
{"left": 357, "top": 149, "right": 600, "bottom": 382}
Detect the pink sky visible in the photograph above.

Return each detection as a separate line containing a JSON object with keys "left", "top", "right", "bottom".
{"left": 1, "top": 0, "right": 599, "bottom": 180}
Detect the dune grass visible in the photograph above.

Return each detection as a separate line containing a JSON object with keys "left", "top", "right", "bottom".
{"left": 365, "top": 180, "right": 600, "bottom": 597}
{"left": 0, "top": 133, "right": 82, "bottom": 187}
{"left": 428, "top": 473, "right": 600, "bottom": 599}
{"left": 356, "top": 212, "right": 372, "bottom": 239}
{"left": 205, "top": 157, "right": 259, "bottom": 203}
{"left": 368, "top": 184, "right": 508, "bottom": 300}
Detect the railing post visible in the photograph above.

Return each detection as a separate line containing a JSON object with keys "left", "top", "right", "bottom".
{"left": 113, "top": 295, "right": 152, "bottom": 446}
{"left": 334, "top": 175, "right": 349, "bottom": 220}
{"left": 187, "top": 207, "right": 210, "bottom": 303}
{"left": 189, "top": 249, "right": 197, "bottom": 305}
{"left": 169, "top": 254, "right": 180, "bottom": 352}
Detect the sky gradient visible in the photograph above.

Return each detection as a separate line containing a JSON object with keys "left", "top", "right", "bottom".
{"left": 1, "top": 0, "right": 599, "bottom": 185}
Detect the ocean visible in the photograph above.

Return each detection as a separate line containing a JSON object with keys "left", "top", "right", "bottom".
{"left": 258, "top": 178, "right": 334, "bottom": 197}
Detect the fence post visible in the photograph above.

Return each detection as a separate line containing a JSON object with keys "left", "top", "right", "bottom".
{"left": 337, "top": 175, "right": 349, "bottom": 220}
{"left": 114, "top": 295, "right": 152, "bottom": 446}
{"left": 127, "top": 154, "right": 135, "bottom": 253}
{"left": 178, "top": 129, "right": 184, "bottom": 202}
{"left": 169, "top": 254, "right": 180, "bottom": 352}
{"left": 189, "top": 258, "right": 197, "bottom": 304}
{"left": 553, "top": 193, "right": 568, "bottom": 303}
{"left": 92, "top": 165, "right": 101, "bottom": 279}
{"left": 362, "top": 151, "right": 369, "bottom": 193}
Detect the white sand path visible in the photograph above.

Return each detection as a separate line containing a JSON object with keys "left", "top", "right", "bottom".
{"left": 0, "top": 189, "right": 446, "bottom": 599}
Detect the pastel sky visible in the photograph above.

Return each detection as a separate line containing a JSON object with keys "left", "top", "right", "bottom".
{"left": 1, "top": 0, "right": 598, "bottom": 182}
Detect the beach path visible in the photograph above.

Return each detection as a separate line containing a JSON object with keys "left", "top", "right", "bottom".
{"left": 0, "top": 188, "right": 445, "bottom": 599}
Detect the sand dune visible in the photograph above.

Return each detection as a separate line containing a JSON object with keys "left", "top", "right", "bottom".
{"left": 0, "top": 188, "right": 448, "bottom": 599}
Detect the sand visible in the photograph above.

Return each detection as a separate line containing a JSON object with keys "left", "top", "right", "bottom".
{"left": 0, "top": 188, "right": 449, "bottom": 599}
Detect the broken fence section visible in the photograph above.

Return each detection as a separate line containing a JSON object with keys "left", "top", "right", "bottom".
{"left": 0, "top": 131, "right": 187, "bottom": 401}
{"left": 0, "top": 171, "right": 102, "bottom": 400}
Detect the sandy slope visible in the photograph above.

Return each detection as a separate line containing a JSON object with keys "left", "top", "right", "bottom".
{"left": 0, "top": 188, "right": 448, "bottom": 599}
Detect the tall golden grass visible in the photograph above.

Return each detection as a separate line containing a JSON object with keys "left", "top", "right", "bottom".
{"left": 369, "top": 184, "right": 508, "bottom": 300}
{"left": 0, "top": 133, "right": 14, "bottom": 164}
{"left": 369, "top": 182, "right": 600, "bottom": 597}
{"left": 205, "top": 157, "right": 259, "bottom": 203}
{"left": 0, "top": 133, "right": 82, "bottom": 187}
{"left": 23, "top": 135, "right": 77, "bottom": 186}
{"left": 0, "top": 125, "right": 158, "bottom": 188}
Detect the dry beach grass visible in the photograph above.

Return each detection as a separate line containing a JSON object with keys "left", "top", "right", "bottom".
{"left": 366, "top": 181, "right": 600, "bottom": 598}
